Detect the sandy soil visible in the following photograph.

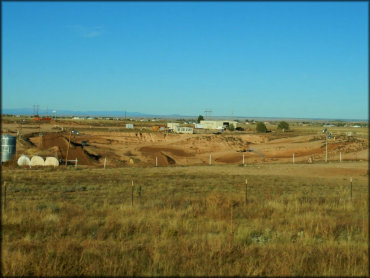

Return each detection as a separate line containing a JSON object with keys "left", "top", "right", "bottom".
{"left": 2, "top": 120, "right": 366, "bottom": 167}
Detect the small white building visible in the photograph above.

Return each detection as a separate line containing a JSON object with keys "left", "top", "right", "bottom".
{"left": 173, "top": 126, "right": 193, "bottom": 134}
{"left": 126, "top": 124, "right": 134, "bottom": 129}
{"left": 167, "top": 123, "right": 180, "bottom": 131}
{"left": 199, "top": 120, "right": 238, "bottom": 130}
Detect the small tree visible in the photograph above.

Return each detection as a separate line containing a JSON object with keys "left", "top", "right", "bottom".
{"left": 227, "top": 124, "right": 235, "bottom": 131}
{"left": 256, "top": 122, "right": 267, "bottom": 133}
{"left": 197, "top": 115, "right": 204, "bottom": 123}
{"left": 277, "top": 121, "right": 290, "bottom": 131}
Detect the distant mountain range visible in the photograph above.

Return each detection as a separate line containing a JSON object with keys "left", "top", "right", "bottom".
{"left": 1, "top": 108, "right": 367, "bottom": 122}
{"left": 2, "top": 108, "right": 184, "bottom": 119}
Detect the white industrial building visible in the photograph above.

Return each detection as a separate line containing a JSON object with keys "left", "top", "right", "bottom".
{"left": 167, "top": 123, "right": 180, "bottom": 130}
{"left": 167, "top": 122, "right": 193, "bottom": 133}
{"left": 173, "top": 126, "right": 193, "bottom": 134}
{"left": 198, "top": 120, "right": 238, "bottom": 130}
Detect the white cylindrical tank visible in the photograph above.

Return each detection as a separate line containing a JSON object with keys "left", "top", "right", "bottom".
{"left": 45, "top": 157, "right": 59, "bottom": 167}
{"left": 2, "top": 134, "right": 16, "bottom": 162}
{"left": 30, "top": 155, "right": 45, "bottom": 166}
{"left": 17, "top": 155, "right": 31, "bottom": 167}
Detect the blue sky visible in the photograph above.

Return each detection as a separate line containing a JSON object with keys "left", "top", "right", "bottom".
{"left": 2, "top": 2, "right": 368, "bottom": 119}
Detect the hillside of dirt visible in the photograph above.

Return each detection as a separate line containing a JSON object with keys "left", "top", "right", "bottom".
{"left": 10, "top": 129, "right": 368, "bottom": 167}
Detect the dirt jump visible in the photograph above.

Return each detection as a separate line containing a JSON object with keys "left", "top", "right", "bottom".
{"left": 11, "top": 129, "right": 368, "bottom": 167}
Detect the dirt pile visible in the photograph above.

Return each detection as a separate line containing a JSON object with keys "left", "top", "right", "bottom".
{"left": 28, "top": 133, "right": 100, "bottom": 165}
{"left": 17, "top": 131, "right": 368, "bottom": 167}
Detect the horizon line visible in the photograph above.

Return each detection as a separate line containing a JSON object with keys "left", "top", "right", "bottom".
{"left": 1, "top": 108, "right": 368, "bottom": 122}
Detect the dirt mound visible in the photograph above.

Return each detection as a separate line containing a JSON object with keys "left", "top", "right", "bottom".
{"left": 138, "top": 146, "right": 191, "bottom": 166}
{"left": 17, "top": 129, "right": 368, "bottom": 167}
{"left": 140, "top": 146, "right": 194, "bottom": 157}
{"left": 28, "top": 133, "right": 99, "bottom": 165}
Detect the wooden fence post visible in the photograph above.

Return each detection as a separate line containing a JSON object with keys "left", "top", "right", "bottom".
{"left": 3, "top": 182, "right": 7, "bottom": 211}
{"left": 131, "top": 180, "right": 134, "bottom": 206}
{"left": 245, "top": 178, "right": 248, "bottom": 204}
{"left": 230, "top": 200, "right": 233, "bottom": 235}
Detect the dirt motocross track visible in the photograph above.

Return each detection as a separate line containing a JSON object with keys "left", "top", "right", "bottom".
{"left": 14, "top": 129, "right": 368, "bottom": 167}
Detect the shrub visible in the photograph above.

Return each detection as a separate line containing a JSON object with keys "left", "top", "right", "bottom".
{"left": 277, "top": 121, "right": 290, "bottom": 131}
{"left": 227, "top": 124, "right": 235, "bottom": 131}
{"left": 197, "top": 115, "right": 204, "bottom": 123}
{"left": 256, "top": 122, "right": 267, "bottom": 133}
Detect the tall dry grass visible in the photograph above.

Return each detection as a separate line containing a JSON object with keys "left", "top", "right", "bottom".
{"left": 1, "top": 164, "right": 368, "bottom": 276}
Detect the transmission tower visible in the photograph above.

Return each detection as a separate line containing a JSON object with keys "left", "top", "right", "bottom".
{"left": 33, "top": 105, "right": 40, "bottom": 116}
{"left": 204, "top": 109, "right": 212, "bottom": 120}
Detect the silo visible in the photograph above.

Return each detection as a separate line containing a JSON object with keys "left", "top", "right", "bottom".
{"left": 1, "top": 134, "right": 16, "bottom": 162}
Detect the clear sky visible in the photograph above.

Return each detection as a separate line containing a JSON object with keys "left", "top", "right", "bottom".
{"left": 2, "top": 1, "right": 368, "bottom": 119}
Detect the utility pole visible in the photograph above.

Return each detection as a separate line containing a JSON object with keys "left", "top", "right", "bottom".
{"left": 65, "top": 130, "right": 72, "bottom": 166}
{"left": 204, "top": 109, "right": 212, "bottom": 120}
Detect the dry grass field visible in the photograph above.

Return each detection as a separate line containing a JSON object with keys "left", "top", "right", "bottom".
{"left": 1, "top": 162, "right": 368, "bottom": 276}
{"left": 1, "top": 116, "right": 368, "bottom": 275}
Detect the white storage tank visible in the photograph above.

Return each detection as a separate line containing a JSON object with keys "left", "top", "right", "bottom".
{"left": 1, "top": 134, "right": 16, "bottom": 162}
